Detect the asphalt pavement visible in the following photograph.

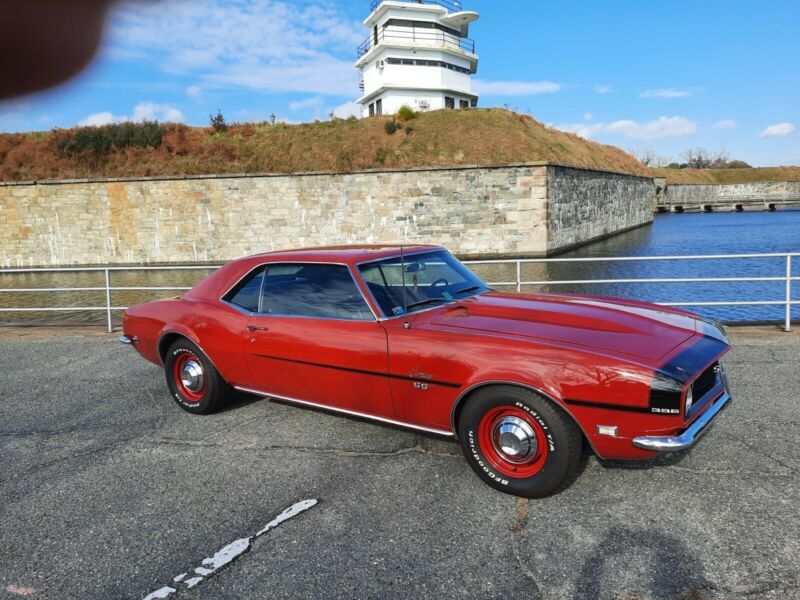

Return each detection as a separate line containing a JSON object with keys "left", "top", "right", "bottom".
{"left": 0, "top": 326, "right": 798, "bottom": 599}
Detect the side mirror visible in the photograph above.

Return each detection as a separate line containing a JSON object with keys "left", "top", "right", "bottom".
{"left": 404, "top": 261, "right": 426, "bottom": 273}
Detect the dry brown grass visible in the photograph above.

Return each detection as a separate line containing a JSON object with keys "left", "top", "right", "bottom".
{"left": 653, "top": 166, "right": 800, "bottom": 185}
{"left": 0, "top": 109, "right": 649, "bottom": 181}
{"left": 2, "top": 109, "right": 796, "bottom": 185}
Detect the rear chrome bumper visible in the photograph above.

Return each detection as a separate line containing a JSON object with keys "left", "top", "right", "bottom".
{"left": 632, "top": 391, "right": 731, "bottom": 451}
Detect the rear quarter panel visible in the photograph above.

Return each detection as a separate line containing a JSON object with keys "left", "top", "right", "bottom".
{"left": 123, "top": 297, "right": 250, "bottom": 385}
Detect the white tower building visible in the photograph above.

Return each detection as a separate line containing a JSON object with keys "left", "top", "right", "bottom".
{"left": 355, "top": 0, "right": 479, "bottom": 118}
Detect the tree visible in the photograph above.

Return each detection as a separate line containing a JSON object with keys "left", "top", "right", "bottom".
{"left": 630, "top": 147, "right": 670, "bottom": 167}
{"left": 209, "top": 109, "right": 228, "bottom": 133}
{"left": 678, "top": 147, "right": 749, "bottom": 169}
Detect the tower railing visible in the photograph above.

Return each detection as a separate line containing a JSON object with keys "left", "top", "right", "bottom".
{"left": 357, "top": 28, "right": 475, "bottom": 58}
{"left": 370, "top": 0, "right": 464, "bottom": 13}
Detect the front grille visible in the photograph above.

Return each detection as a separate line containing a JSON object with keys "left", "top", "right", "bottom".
{"left": 692, "top": 362, "right": 719, "bottom": 401}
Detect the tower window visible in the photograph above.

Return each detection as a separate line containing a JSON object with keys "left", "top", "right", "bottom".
{"left": 383, "top": 19, "right": 460, "bottom": 38}
{"left": 384, "top": 57, "right": 469, "bottom": 74}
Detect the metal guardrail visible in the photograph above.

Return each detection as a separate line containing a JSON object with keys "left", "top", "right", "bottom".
{"left": 0, "top": 253, "right": 797, "bottom": 332}
{"left": 357, "top": 28, "right": 475, "bottom": 58}
{"left": 659, "top": 194, "right": 800, "bottom": 209}
{"left": 0, "top": 265, "right": 216, "bottom": 333}
{"left": 466, "top": 252, "right": 798, "bottom": 333}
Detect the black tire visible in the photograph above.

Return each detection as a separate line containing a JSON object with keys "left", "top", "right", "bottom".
{"left": 457, "top": 385, "right": 581, "bottom": 498}
{"left": 164, "top": 338, "right": 230, "bottom": 414}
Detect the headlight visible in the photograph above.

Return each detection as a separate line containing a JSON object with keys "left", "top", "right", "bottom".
{"left": 685, "top": 387, "right": 694, "bottom": 413}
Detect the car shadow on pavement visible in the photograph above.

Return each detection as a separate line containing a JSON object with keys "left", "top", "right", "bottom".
{"left": 574, "top": 525, "right": 715, "bottom": 600}
{"left": 218, "top": 389, "right": 265, "bottom": 413}
{"left": 597, "top": 447, "right": 693, "bottom": 470}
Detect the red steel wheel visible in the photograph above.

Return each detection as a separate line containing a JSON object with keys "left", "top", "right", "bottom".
{"left": 477, "top": 405, "right": 549, "bottom": 478}
{"left": 458, "top": 385, "right": 582, "bottom": 498}
{"left": 163, "top": 339, "right": 231, "bottom": 414}
{"left": 172, "top": 351, "right": 206, "bottom": 403}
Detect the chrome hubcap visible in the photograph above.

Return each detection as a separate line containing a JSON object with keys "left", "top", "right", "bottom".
{"left": 491, "top": 416, "right": 537, "bottom": 463}
{"left": 180, "top": 359, "right": 204, "bottom": 392}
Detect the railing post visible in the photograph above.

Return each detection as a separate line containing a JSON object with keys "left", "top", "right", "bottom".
{"left": 786, "top": 255, "right": 792, "bottom": 332}
{"left": 105, "top": 268, "right": 113, "bottom": 333}
{"left": 516, "top": 261, "right": 522, "bottom": 293}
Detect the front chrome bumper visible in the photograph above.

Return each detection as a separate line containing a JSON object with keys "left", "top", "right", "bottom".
{"left": 119, "top": 335, "right": 137, "bottom": 345}
{"left": 632, "top": 391, "right": 731, "bottom": 451}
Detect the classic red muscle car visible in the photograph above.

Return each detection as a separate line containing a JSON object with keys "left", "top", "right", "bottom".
{"left": 121, "top": 245, "right": 732, "bottom": 497}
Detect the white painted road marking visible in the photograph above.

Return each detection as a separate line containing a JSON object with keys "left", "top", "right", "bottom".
{"left": 142, "top": 499, "right": 318, "bottom": 600}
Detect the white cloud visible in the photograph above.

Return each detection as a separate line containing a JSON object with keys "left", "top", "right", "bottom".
{"left": 760, "top": 122, "right": 795, "bottom": 138}
{"left": 714, "top": 119, "right": 736, "bottom": 129}
{"left": 0, "top": 101, "right": 31, "bottom": 128}
{"left": 594, "top": 85, "right": 612, "bottom": 94}
{"left": 640, "top": 88, "right": 692, "bottom": 98}
{"left": 331, "top": 101, "right": 361, "bottom": 119}
{"left": 77, "top": 102, "right": 185, "bottom": 126}
{"left": 557, "top": 116, "right": 697, "bottom": 141}
{"left": 131, "top": 102, "right": 185, "bottom": 122}
{"left": 78, "top": 112, "right": 117, "bottom": 127}
{"left": 289, "top": 96, "right": 325, "bottom": 111}
{"left": 473, "top": 80, "right": 561, "bottom": 96}
{"left": 109, "top": 0, "right": 363, "bottom": 96}
{"left": 186, "top": 85, "right": 202, "bottom": 100}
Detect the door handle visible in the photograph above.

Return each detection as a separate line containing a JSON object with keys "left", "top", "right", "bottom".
{"left": 247, "top": 325, "right": 269, "bottom": 332}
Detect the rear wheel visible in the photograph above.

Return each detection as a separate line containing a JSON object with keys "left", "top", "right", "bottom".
{"left": 457, "top": 385, "right": 581, "bottom": 498}
{"left": 164, "top": 339, "right": 229, "bottom": 414}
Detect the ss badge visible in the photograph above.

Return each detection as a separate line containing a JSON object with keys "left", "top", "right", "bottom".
{"left": 413, "top": 381, "right": 429, "bottom": 391}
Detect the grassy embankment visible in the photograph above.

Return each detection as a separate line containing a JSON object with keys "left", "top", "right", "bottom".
{"left": 0, "top": 109, "right": 648, "bottom": 181}
{"left": 652, "top": 166, "right": 800, "bottom": 185}
{"left": 0, "top": 108, "right": 795, "bottom": 184}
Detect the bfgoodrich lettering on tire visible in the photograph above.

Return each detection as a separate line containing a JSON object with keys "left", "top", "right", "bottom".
{"left": 164, "top": 338, "right": 230, "bottom": 414}
{"left": 457, "top": 385, "right": 581, "bottom": 498}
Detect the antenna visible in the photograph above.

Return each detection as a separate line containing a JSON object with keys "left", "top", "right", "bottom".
{"left": 400, "top": 244, "right": 410, "bottom": 329}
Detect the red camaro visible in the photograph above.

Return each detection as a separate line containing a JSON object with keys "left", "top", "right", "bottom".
{"left": 121, "top": 245, "right": 732, "bottom": 497}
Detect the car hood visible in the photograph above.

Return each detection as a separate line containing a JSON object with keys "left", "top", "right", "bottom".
{"left": 426, "top": 291, "right": 701, "bottom": 362}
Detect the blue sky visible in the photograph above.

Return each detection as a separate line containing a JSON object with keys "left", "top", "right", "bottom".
{"left": 0, "top": 0, "right": 798, "bottom": 166}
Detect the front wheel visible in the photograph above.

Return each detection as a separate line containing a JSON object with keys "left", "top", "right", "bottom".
{"left": 457, "top": 386, "right": 581, "bottom": 498}
{"left": 164, "top": 339, "right": 230, "bottom": 414}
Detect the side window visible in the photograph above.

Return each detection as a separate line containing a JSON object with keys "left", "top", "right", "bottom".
{"left": 260, "top": 264, "right": 373, "bottom": 321}
{"left": 224, "top": 266, "right": 265, "bottom": 312}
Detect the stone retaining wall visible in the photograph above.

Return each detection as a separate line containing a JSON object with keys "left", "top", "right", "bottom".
{"left": 666, "top": 181, "right": 800, "bottom": 204}
{"left": 0, "top": 164, "right": 654, "bottom": 267}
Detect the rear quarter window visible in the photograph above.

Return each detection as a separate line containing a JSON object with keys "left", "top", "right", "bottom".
{"left": 224, "top": 266, "right": 265, "bottom": 312}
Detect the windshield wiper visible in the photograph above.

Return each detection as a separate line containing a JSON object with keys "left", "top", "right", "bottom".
{"left": 405, "top": 297, "right": 449, "bottom": 311}
{"left": 454, "top": 285, "right": 482, "bottom": 296}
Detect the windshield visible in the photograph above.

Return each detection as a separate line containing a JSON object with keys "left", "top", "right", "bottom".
{"left": 358, "top": 250, "right": 489, "bottom": 317}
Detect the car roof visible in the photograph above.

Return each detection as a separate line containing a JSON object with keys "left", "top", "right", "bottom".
{"left": 247, "top": 244, "right": 443, "bottom": 265}
{"left": 184, "top": 244, "right": 445, "bottom": 303}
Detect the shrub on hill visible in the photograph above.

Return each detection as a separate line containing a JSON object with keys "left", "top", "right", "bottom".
{"left": 396, "top": 105, "right": 418, "bottom": 122}
{"left": 54, "top": 121, "right": 165, "bottom": 156}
